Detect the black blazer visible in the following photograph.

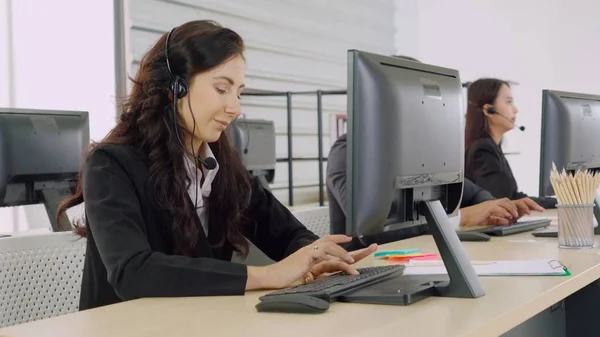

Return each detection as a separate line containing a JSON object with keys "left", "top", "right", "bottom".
{"left": 465, "top": 137, "right": 557, "bottom": 208}
{"left": 79, "top": 144, "right": 318, "bottom": 310}
{"left": 465, "top": 137, "right": 525, "bottom": 200}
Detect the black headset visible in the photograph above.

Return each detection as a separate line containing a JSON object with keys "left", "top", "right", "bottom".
{"left": 165, "top": 27, "right": 188, "bottom": 99}
{"left": 468, "top": 102, "right": 524, "bottom": 131}
{"left": 468, "top": 101, "right": 496, "bottom": 114}
{"left": 164, "top": 26, "right": 217, "bottom": 170}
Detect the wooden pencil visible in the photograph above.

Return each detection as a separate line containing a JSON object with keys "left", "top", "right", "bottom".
{"left": 550, "top": 162, "right": 600, "bottom": 246}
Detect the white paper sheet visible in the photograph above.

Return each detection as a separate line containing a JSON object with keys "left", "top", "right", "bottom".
{"left": 403, "top": 259, "right": 567, "bottom": 276}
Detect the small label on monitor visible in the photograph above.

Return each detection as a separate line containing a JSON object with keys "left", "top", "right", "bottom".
{"left": 30, "top": 116, "right": 59, "bottom": 133}
{"left": 394, "top": 171, "right": 461, "bottom": 189}
{"left": 420, "top": 78, "right": 442, "bottom": 99}
{"left": 582, "top": 104, "right": 593, "bottom": 117}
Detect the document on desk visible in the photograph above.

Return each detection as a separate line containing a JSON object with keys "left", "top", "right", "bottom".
{"left": 403, "top": 259, "right": 569, "bottom": 276}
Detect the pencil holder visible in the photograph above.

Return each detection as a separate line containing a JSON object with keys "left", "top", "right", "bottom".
{"left": 557, "top": 204, "right": 595, "bottom": 249}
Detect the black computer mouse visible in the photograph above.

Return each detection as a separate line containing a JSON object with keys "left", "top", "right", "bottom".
{"left": 532, "top": 231, "right": 558, "bottom": 238}
{"left": 255, "top": 294, "right": 330, "bottom": 314}
{"left": 457, "top": 231, "right": 491, "bottom": 242}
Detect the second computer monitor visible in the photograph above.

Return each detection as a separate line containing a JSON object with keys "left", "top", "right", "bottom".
{"left": 227, "top": 118, "right": 276, "bottom": 189}
{"left": 346, "top": 50, "right": 464, "bottom": 237}
{"left": 539, "top": 90, "right": 600, "bottom": 196}
{"left": 0, "top": 107, "right": 89, "bottom": 231}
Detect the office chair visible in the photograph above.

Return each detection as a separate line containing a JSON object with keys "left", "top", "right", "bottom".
{"left": 0, "top": 232, "right": 86, "bottom": 327}
{"left": 292, "top": 207, "right": 331, "bottom": 237}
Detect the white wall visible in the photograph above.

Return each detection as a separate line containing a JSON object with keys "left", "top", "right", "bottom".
{"left": 0, "top": 0, "right": 116, "bottom": 233}
{"left": 0, "top": 0, "right": 11, "bottom": 107}
{"left": 394, "top": 0, "right": 419, "bottom": 58}
{"left": 396, "top": 0, "right": 600, "bottom": 196}
{"left": 10, "top": 0, "right": 117, "bottom": 142}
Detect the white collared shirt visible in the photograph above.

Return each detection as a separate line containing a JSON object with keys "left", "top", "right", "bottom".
{"left": 184, "top": 143, "right": 219, "bottom": 236}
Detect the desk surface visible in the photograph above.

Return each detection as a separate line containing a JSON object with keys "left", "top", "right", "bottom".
{"left": 3, "top": 210, "right": 600, "bottom": 337}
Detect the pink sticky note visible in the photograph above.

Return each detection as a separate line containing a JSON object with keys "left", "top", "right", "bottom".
{"left": 409, "top": 254, "right": 438, "bottom": 261}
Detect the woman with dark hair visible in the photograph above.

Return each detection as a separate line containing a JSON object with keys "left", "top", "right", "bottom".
{"left": 57, "top": 20, "right": 376, "bottom": 311}
{"left": 464, "top": 78, "right": 555, "bottom": 212}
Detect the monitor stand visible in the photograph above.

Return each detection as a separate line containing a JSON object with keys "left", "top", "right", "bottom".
{"left": 417, "top": 200, "right": 485, "bottom": 298}
{"left": 339, "top": 200, "right": 485, "bottom": 306}
{"left": 36, "top": 184, "right": 73, "bottom": 232}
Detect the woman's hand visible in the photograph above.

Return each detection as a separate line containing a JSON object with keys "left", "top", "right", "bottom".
{"left": 460, "top": 198, "right": 519, "bottom": 227}
{"left": 511, "top": 197, "right": 544, "bottom": 217}
{"left": 303, "top": 243, "right": 378, "bottom": 283}
{"left": 247, "top": 235, "right": 358, "bottom": 290}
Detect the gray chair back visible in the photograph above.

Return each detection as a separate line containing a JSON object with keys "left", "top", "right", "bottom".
{"left": 292, "top": 207, "right": 331, "bottom": 237}
{"left": 0, "top": 232, "right": 86, "bottom": 328}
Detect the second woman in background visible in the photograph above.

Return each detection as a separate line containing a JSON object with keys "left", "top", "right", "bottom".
{"left": 464, "top": 78, "right": 555, "bottom": 210}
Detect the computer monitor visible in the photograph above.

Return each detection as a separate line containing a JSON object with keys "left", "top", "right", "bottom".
{"left": 227, "top": 118, "right": 276, "bottom": 189}
{"left": 539, "top": 90, "right": 600, "bottom": 194}
{"left": 0, "top": 108, "right": 89, "bottom": 232}
{"left": 539, "top": 90, "right": 600, "bottom": 231}
{"left": 345, "top": 50, "right": 484, "bottom": 299}
{"left": 346, "top": 52, "right": 464, "bottom": 236}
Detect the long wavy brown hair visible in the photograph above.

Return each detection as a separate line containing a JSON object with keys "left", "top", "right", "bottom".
{"left": 56, "top": 20, "right": 252, "bottom": 257}
{"left": 464, "top": 78, "right": 510, "bottom": 155}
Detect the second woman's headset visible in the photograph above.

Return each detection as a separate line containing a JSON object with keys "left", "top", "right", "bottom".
{"left": 469, "top": 101, "right": 525, "bottom": 131}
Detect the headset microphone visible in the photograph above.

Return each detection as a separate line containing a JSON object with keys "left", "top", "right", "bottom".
{"left": 487, "top": 108, "right": 525, "bottom": 131}
{"left": 201, "top": 157, "right": 217, "bottom": 170}
{"left": 480, "top": 106, "right": 525, "bottom": 131}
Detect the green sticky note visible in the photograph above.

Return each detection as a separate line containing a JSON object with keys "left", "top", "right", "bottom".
{"left": 374, "top": 249, "right": 420, "bottom": 257}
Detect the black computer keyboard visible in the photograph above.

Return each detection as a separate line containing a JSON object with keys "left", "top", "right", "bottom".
{"left": 260, "top": 265, "right": 405, "bottom": 301}
{"left": 486, "top": 218, "right": 552, "bottom": 236}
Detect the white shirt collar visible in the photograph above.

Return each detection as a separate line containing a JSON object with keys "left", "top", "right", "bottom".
{"left": 184, "top": 143, "right": 218, "bottom": 236}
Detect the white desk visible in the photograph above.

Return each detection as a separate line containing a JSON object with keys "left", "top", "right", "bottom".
{"left": 2, "top": 210, "right": 600, "bottom": 337}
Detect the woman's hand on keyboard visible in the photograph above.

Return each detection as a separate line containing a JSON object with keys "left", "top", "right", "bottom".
{"left": 511, "top": 197, "right": 544, "bottom": 217}
{"left": 460, "top": 198, "right": 518, "bottom": 227}
{"left": 303, "top": 243, "right": 378, "bottom": 283}
{"left": 260, "top": 235, "right": 358, "bottom": 289}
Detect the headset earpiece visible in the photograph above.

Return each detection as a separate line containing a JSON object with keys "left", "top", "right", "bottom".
{"left": 171, "top": 76, "right": 188, "bottom": 99}
{"left": 469, "top": 101, "right": 497, "bottom": 115}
